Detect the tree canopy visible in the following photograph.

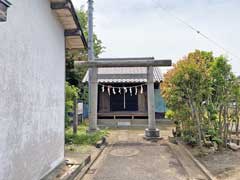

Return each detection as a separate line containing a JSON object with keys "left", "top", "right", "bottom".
{"left": 162, "top": 50, "right": 240, "bottom": 149}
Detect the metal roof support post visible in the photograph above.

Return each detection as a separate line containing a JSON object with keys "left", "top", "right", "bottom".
{"left": 145, "top": 66, "right": 160, "bottom": 138}
{"left": 88, "top": 0, "right": 98, "bottom": 131}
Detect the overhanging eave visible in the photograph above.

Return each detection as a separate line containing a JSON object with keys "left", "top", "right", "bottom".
{"left": 50, "top": 0, "right": 87, "bottom": 50}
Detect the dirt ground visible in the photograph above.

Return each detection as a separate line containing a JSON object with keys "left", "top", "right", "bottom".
{"left": 162, "top": 121, "right": 240, "bottom": 180}
{"left": 197, "top": 149, "right": 240, "bottom": 180}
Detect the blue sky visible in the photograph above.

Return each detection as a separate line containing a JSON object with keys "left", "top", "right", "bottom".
{"left": 72, "top": 0, "right": 240, "bottom": 74}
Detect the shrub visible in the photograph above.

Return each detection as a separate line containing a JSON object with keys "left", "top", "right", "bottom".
{"left": 182, "top": 130, "right": 197, "bottom": 147}
{"left": 212, "top": 136, "right": 223, "bottom": 145}
{"left": 65, "top": 125, "right": 108, "bottom": 145}
{"left": 65, "top": 82, "right": 79, "bottom": 127}
{"left": 183, "top": 135, "right": 197, "bottom": 147}
{"left": 205, "top": 128, "right": 217, "bottom": 141}
{"left": 165, "top": 109, "right": 175, "bottom": 120}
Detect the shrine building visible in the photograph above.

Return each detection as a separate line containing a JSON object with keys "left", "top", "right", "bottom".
{"left": 83, "top": 66, "right": 166, "bottom": 127}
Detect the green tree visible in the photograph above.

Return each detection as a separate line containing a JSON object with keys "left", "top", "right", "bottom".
{"left": 209, "top": 56, "right": 236, "bottom": 147}
{"left": 163, "top": 50, "right": 239, "bottom": 149}
{"left": 232, "top": 77, "right": 240, "bottom": 136}
{"left": 77, "top": 9, "right": 104, "bottom": 57}
{"left": 65, "top": 82, "right": 79, "bottom": 127}
{"left": 66, "top": 8, "right": 105, "bottom": 103}
{"left": 162, "top": 50, "right": 213, "bottom": 147}
{"left": 66, "top": 8, "right": 105, "bottom": 85}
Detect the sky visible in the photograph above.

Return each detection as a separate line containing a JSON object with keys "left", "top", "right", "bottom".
{"left": 72, "top": 0, "right": 240, "bottom": 75}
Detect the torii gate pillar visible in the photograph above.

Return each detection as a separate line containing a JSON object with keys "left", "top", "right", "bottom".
{"left": 145, "top": 66, "right": 160, "bottom": 138}
{"left": 88, "top": 0, "right": 98, "bottom": 131}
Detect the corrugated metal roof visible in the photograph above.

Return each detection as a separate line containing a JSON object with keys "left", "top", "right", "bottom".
{"left": 82, "top": 67, "right": 163, "bottom": 83}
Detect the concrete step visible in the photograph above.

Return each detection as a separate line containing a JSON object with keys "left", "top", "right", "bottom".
{"left": 98, "top": 119, "right": 148, "bottom": 127}
{"left": 117, "top": 119, "right": 131, "bottom": 127}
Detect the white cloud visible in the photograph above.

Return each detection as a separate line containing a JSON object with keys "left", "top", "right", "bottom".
{"left": 72, "top": 0, "right": 240, "bottom": 75}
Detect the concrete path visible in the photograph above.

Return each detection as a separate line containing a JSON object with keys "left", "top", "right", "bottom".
{"left": 81, "top": 128, "right": 189, "bottom": 180}
{"left": 80, "top": 122, "right": 209, "bottom": 180}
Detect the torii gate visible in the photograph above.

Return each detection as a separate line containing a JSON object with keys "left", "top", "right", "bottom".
{"left": 75, "top": 0, "right": 172, "bottom": 138}
{"left": 75, "top": 58, "right": 172, "bottom": 138}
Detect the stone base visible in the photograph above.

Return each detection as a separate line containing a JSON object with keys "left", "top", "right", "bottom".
{"left": 144, "top": 128, "right": 160, "bottom": 139}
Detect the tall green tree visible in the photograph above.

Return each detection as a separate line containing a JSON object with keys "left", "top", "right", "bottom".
{"left": 209, "top": 56, "right": 236, "bottom": 146}
{"left": 162, "top": 50, "right": 237, "bottom": 148}
{"left": 232, "top": 77, "right": 240, "bottom": 136}
{"left": 66, "top": 8, "right": 105, "bottom": 102}
{"left": 162, "top": 50, "right": 213, "bottom": 147}
{"left": 77, "top": 9, "right": 105, "bottom": 57}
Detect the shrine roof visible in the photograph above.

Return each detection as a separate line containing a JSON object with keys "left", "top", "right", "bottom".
{"left": 82, "top": 67, "right": 163, "bottom": 83}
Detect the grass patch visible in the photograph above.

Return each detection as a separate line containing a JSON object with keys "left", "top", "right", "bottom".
{"left": 65, "top": 125, "right": 108, "bottom": 145}
{"left": 65, "top": 144, "right": 92, "bottom": 153}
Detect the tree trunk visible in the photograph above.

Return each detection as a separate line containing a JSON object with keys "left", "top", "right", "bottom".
{"left": 199, "top": 106, "right": 207, "bottom": 145}
{"left": 223, "top": 106, "right": 228, "bottom": 147}
{"left": 189, "top": 99, "right": 202, "bottom": 147}
{"left": 194, "top": 103, "right": 202, "bottom": 147}
{"left": 223, "top": 106, "right": 226, "bottom": 146}
{"left": 73, "top": 96, "right": 78, "bottom": 134}
{"left": 218, "top": 105, "right": 223, "bottom": 139}
{"left": 236, "top": 103, "right": 239, "bottom": 136}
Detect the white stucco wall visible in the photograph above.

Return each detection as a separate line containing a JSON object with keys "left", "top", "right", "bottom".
{"left": 0, "top": 1, "right": 65, "bottom": 179}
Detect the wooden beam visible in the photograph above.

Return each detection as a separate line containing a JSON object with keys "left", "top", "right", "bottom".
{"left": 50, "top": 1, "right": 68, "bottom": 10}
{"left": 74, "top": 59, "right": 172, "bottom": 68}
{"left": 0, "top": 0, "right": 11, "bottom": 22}
{"left": 64, "top": 29, "right": 81, "bottom": 36}
{"left": 0, "top": 0, "right": 11, "bottom": 7}
{"left": 50, "top": 0, "right": 88, "bottom": 49}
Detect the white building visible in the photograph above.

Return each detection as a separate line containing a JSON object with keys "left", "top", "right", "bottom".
{"left": 0, "top": 0, "right": 87, "bottom": 179}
